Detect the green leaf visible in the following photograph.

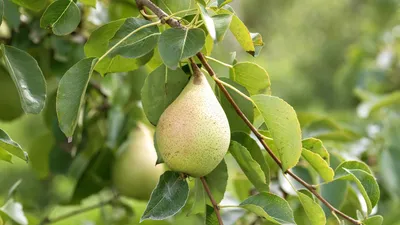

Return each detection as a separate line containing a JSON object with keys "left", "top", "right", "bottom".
{"left": 380, "top": 146, "right": 400, "bottom": 197}
{"left": 0, "top": 129, "right": 28, "bottom": 163}
{"left": 229, "top": 13, "right": 255, "bottom": 55}
{"left": 196, "top": 0, "right": 206, "bottom": 6}
{"left": 79, "top": 0, "right": 96, "bottom": 7}
{"left": 302, "top": 148, "right": 334, "bottom": 182}
{"left": 335, "top": 161, "right": 372, "bottom": 176}
{"left": 198, "top": 4, "right": 216, "bottom": 40}
{"left": 231, "top": 132, "right": 270, "bottom": 188}
{"left": 108, "top": 18, "right": 160, "bottom": 58}
{"left": 56, "top": 57, "right": 98, "bottom": 137}
{"left": 231, "top": 62, "right": 271, "bottom": 95}
{"left": 297, "top": 190, "right": 326, "bottom": 225}
{"left": 1, "top": 45, "right": 47, "bottom": 114}
{"left": 141, "top": 171, "right": 189, "bottom": 221}
{"left": 0, "top": 199, "right": 27, "bottom": 225}
{"left": 205, "top": 159, "right": 228, "bottom": 204}
{"left": 158, "top": 28, "right": 205, "bottom": 69}
{"left": 217, "top": 0, "right": 232, "bottom": 7}
{"left": 303, "top": 119, "right": 360, "bottom": 141}
{"left": 40, "top": 0, "right": 81, "bottom": 36}
{"left": 229, "top": 141, "right": 269, "bottom": 192}
{"left": 251, "top": 32, "right": 264, "bottom": 57}
{"left": 239, "top": 192, "right": 295, "bottom": 224}
{"left": 358, "top": 91, "right": 400, "bottom": 118}
{"left": 11, "top": 0, "right": 46, "bottom": 11}
{"left": 84, "top": 19, "right": 152, "bottom": 75}
{"left": 189, "top": 178, "right": 206, "bottom": 215}
{"left": 0, "top": 148, "right": 12, "bottom": 163}
{"left": 28, "top": 132, "right": 54, "bottom": 179}
{"left": 156, "top": 0, "right": 196, "bottom": 15}
{"left": 141, "top": 64, "right": 189, "bottom": 125}
{"left": 215, "top": 78, "right": 253, "bottom": 133}
{"left": 362, "top": 215, "right": 383, "bottom": 225}
{"left": 4, "top": 0, "right": 20, "bottom": 30}
{"left": 320, "top": 179, "right": 348, "bottom": 216}
{"left": 212, "top": 14, "right": 232, "bottom": 42}
{"left": 205, "top": 205, "right": 218, "bottom": 225}
{"left": 302, "top": 138, "right": 330, "bottom": 163}
{"left": 252, "top": 95, "right": 302, "bottom": 171}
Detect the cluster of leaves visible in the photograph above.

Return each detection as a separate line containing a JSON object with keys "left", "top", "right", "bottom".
{"left": 0, "top": 0, "right": 389, "bottom": 225}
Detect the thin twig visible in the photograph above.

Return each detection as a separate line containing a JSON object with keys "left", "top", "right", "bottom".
{"left": 200, "top": 177, "right": 224, "bottom": 225}
{"left": 40, "top": 197, "right": 115, "bottom": 224}
{"left": 135, "top": 1, "right": 361, "bottom": 224}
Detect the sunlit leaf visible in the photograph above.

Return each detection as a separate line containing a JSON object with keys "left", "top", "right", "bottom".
{"left": 11, "top": 0, "right": 46, "bottom": 11}
{"left": 362, "top": 215, "right": 383, "bottom": 225}
{"left": 205, "top": 159, "right": 228, "bottom": 204}
{"left": 40, "top": 0, "right": 81, "bottom": 35}
{"left": 302, "top": 148, "right": 334, "bottom": 182}
{"left": 239, "top": 192, "right": 295, "bottom": 224}
{"left": 212, "top": 14, "right": 232, "bottom": 42}
{"left": 141, "top": 171, "right": 189, "bottom": 221}
{"left": 231, "top": 62, "right": 271, "bottom": 95}
{"left": 158, "top": 28, "right": 205, "bottom": 69}
{"left": 252, "top": 95, "right": 302, "bottom": 171}
{"left": 108, "top": 18, "right": 160, "bottom": 58}
{"left": 141, "top": 64, "right": 189, "bottom": 125}
{"left": 1, "top": 45, "right": 46, "bottom": 114}
{"left": 199, "top": 4, "right": 216, "bottom": 40}
{"left": 56, "top": 57, "right": 98, "bottom": 137}
{"left": 0, "top": 199, "right": 27, "bottom": 225}
{"left": 0, "top": 128, "right": 28, "bottom": 162}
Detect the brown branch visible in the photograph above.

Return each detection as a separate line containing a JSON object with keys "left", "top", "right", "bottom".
{"left": 135, "top": 0, "right": 361, "bottom": 224}
{"left": 200, "top": 177, "right": 224, "bottom": 225}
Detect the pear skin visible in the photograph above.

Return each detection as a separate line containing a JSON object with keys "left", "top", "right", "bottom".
{"left": 112, "top": 123, "right": 164, "bottom": 200}
{"left": 156, "top": 64, "right": 230, "bottom": 177}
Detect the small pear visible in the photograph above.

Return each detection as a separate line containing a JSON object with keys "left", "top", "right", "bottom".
{"left": 156, "top": 63, "right": 230, "bottom": 177}
{"left": 112, "top": 123, "right": 164, "bottom": 200}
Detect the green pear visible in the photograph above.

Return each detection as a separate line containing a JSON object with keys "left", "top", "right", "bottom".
{"left": 112, "top": 123, "right": 164, "bottom": 200}
{"left": 156, "top": 63, "right": 230, "bottom": 177}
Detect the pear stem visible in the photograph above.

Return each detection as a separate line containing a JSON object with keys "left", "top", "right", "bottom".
{"left": 136, "top": 1, "right": 361, "bottom": 224}
{"left": 200, "top": 177, "right": 224, "bottom": 225}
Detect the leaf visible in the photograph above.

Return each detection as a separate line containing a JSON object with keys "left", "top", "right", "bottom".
{"left": 380, "top": 146, "right": 400, "bottom": 197}
{"left": 335, "top": 160, "right": 372, "bottom": 176}
{"left": 56, "top": 57, "right": 98, "bottom": 137}
{"left": 3, "top": 0, "right": 20, "bottom": 30}
{"left": 252, "top": 95, "right": 302, "bottom": 171}
{"left": 229, "top": 141, "right": 269, "bottom": 192}
{"left": 212, "top": 14, "right": 232, "bottom": 42}
{"left": 156, "top": 0, "right": 195, "bottom": 15}
{"left": 189, "top": 178, "right": 206, "bottom": 215}
{"left": 229, "top": 13, "right": 255, "bottom": 55}
{"left": 84, "top": 19, "right": 152, "bottom": 75}
{"left": 196, "top": 0, "right": 206, "bottom": 6}
{"left": 231, "top": 132, "right": 270, "bottom": 188}
{"left": 1, "top": 45, "right": 47, "bottom": 114}
{"left": 0, "top": 128, "right": 28, "bottom": 162}
{"left": 303, "top": 119, "right": 361, "bottom": 141}
{"left": 302, "top": 148, "right": 334, "bottom": 182}
{"left": 215, "top": 78, "right": 253, "bottom": 133}
{"left": 205, "top": 159, "right": 228, "bottom": 204}
{"left": 198, "top": 4, "right": 216, "bottom": 40}
{"left": 141, "top": 64, "right": 189, "bottom": 125}
{"left": 205, "top": 205, "right": 218, "bottom": 225}
{"left": 362, "top": 215, "right": 383, "bottom": 225}
{"left": 320, "top": 179, "right": 348, "bottom": 216}
{"left": 0, "top": 199, "right": 28, "bottom": 225}
{"left": 40, "top": 0, "right": 81, "bottom": 36}
{"left": 80, "top": 0, "right": 96, "bottom": 7}
{"left": 28, "top": 132, "right": 54, "bottom": 179}
{"left": 141, "top": 171, "right": 189, "bottom": 221}
{"left": 158, "top": 28, "right": 206, "bottom": 69}
{"left": 302, "top": 138, "right": 330, "bottom": 163}
{"left": 108, "top": 18, "right": 160, "bottom": 58}
{"left": 0, "top": 148, "right": 12, "bottom": 163}
{"left": 297, "top": 190, "right": 326, "bottom": 225}
{"left": 217, "top": 0, "right": 232, "bottom": 7}
{"left": 357, "top": 91, "right": 400, "bottom": 118}
{"left": 239, "top": 192, "right": 295, "bottom": 224}
{"left": 11, "top": 0, "right": 46, "bottom": 11}
{"left": 231, "top": 62, "right": 271, "bottom": 95}
{"left": 251, "top": 32, "right": 264, "bottom": 57}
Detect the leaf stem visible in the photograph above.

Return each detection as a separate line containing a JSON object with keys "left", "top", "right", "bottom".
{"left": 205, "top": 56, "right": 233, "bottom": 68}
{"left": 135, "top": 1, "right": 361, "bottom": 224}
{"left": 96, "top": 20, "right": 161, "bottom": 65}
{"left": 214, "top": 76, "right": 254, "bottom": 103}
{"left": 200, "top": 177, "right": 224, "bottom": 225}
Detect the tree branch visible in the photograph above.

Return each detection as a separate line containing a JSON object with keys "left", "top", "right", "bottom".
{"left": 200, "top": 177, "right": 224, "bottom": 225}
{"left": 40, "top": 197, "right": 116, "bottom": 224}
{"left": 136, "top": 1, "right": 361, "bottom": 224}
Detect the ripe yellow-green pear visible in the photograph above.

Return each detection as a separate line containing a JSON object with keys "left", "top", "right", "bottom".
{"left": 112, "top": 123, "right": 164, "bottom": 200}
{"left": 156, "top": 63, "right": 230, "bottom": 177}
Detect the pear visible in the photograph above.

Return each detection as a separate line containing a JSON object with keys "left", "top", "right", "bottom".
{"left": 156, "top": 63, "right": 230, "bottom": 177}
{"left": 112, "top": 123, "right": 164, "bottom": 200}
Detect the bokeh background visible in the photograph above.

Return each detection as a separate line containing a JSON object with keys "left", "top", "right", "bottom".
{"left": 0, "top": 0, "right": 399, "bottom": 224}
